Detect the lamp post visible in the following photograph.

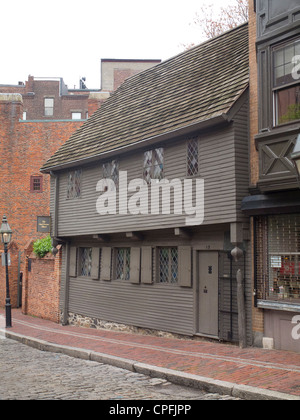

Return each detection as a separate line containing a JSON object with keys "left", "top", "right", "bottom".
{"left": 0, "top": 215, "right": 12, "bottom": 328}
{"left": 291, "top": 134, "right": 300, "bottom": 180}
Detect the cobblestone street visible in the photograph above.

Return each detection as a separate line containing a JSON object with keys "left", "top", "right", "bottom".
{"left": 0, "top": 339, "right": 239, "bottom": 401}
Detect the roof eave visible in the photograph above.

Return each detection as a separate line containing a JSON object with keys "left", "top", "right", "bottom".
{"left": 41, "top": 114, "right": 229, "bottom": 173}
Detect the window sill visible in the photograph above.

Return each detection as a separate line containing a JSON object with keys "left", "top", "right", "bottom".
{"left": 257, "top": 300, "right": 300, "bottom": 313}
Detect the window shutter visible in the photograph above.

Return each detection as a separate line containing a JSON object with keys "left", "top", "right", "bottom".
{"left": 69, "top": 246, "right": 77, "bottom": 278}
{"left": 130, "top": 247, "right": 141, "bottom": 284}
{"left": 141, "top": 247, "right": 153, "bottom": 284}
{"left": 178, "top": 246, "right": 192, "bottom": 287}
{"left": 91, "top": 247, "right": 100, "bottom": 280}
{"left": 100, "top": 247, "right": 112, "bottom": 281}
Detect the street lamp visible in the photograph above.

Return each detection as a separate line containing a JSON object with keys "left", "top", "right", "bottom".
{"left": 291, "top": 134, "right": 300, "bottom": 178}
{"left": 0, "top": 215, "right": 12, "bottom": 328}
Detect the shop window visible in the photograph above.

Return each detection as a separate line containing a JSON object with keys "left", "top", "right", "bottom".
{"left": 157, "top": 247, "right": 178, "bottom": 284}
{"left": 273, "top": 38, "right": 300, "bottom": 125}
{"left": 67, "top": 169, "right": 82, "bottom": 199}
{"left": 143, "top": 148, "right": 164, "bottom": 184}
{"left": 187, "top": 138, "right": 199, "bottom": 176}
{"left": 116, "top": 248, "right": 131, "bottom": 281}
{"left": 256, "top": 215, "right": 300, "bottom": 303}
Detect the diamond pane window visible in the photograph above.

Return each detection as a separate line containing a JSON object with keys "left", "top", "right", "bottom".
{"left": 187, "top": 138, "right": 199, "bottom": 176}
{"left": 116, "top": 248, "right": 131, "bottom": 281}
{"left": 67, "top": 170, "right": 82, "bottom": 199}
{"left": 158, "top": 247, "right": 178, "bottom": 284}
{"left": 103, "top": 160, "right": 119, "bottom": 186}
{"left": 143, "top": 148, "right": 164, "bottom": 183}
{"left": 79, "top": 248, "right": 92, "bottom": 277}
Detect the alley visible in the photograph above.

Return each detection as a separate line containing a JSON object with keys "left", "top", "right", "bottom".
{"left": 0, "top": 338, "right": 239, "bottom": 401}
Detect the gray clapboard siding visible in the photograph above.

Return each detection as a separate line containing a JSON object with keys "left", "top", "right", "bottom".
{"left": 56, "top": 121, "right": 248, "bottom": 237}
{"left": 67, "top": 278, "right": 194, "bottom": 335}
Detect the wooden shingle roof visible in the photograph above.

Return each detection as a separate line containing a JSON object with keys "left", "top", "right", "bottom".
{"left": 42, "top": 23, "right": 249, "bottom": 172}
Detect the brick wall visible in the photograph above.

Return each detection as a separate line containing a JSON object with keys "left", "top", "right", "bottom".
{"left": 22, "top": 245, "right": 62, "bottom": 323}
{"left": 249, "top": 2, "right": 264, "bottom": 344}
{"left": 0, "top": 95, "right": 84, "bottom": 309}
{"left": 249, "top": 2, "right": 259, "bottom": 187}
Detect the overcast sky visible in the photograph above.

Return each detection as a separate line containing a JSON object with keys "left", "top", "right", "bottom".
{"left": 1, "top": 0, "right": 233, "bottom": 89}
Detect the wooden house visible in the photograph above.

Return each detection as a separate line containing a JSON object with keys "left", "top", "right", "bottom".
{"left": 42, "top": 24, "right": 252, "bottom": 343}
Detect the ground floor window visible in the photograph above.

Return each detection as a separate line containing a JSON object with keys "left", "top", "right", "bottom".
{"left": 116, "top": 248, "right": 131, "bottom": 281}
{"left": 158, "top": 247, "right": 178, "bottom": 284}
{"left": 256, "top": 214, "right": 300, "bottom": 303}
{"left": 79, "top": 247, "right": 93, "bottom": 277}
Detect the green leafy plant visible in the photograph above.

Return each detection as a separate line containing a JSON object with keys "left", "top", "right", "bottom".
{"left": 33, "top": 235, "right": 52, "bottom": 258}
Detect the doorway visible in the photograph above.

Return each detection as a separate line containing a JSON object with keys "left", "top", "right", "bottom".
{"left": 198, "top": 252, "right": 219, "bottom": 337}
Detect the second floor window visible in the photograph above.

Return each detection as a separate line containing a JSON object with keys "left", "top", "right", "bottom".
{"left": 103, "top": 160, "right": 119, "bottom": 185}
{"left": 143, "top": 148, "right": 164, "bottom": 184}
{"left": 67, "top": 170, "right": 82, "bottom": 199}
{"left": 44, "top": 98, "right": 54, "bottom": 117}
{"left": 187, "top": 138, "right": 199, "bottom": 176}
{"left": 273, "top": 38, "right": 300, "bottom": 126}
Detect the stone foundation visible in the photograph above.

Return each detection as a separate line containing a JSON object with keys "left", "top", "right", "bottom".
{"left": 66, "top": 312, "right": 189, "bottom": 340}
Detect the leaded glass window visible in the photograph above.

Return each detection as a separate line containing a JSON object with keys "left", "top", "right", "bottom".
{"left": 187, "top": 138, "right": 199, "bottom": 176}
{"left": 143, "top": 148, "right": 164, "bottom": 184}
{"left": 116, "top": 248, "right": 131, "bottom": 281}
{"left": 67, "top": 170, "right": 82, "bottom": 199}
{"left": 103, "top": 160, "right": 119, "bottom": 186}
{"left": 158, "top": 247, "right": 178, "bottom": 284}
{"left": 79, "top": 248, "right": 92, "bottom": 277}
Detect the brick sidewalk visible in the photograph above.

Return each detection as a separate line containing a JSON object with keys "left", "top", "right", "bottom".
{"left": 1, "top": 309, "right": 300, "bottom": 399}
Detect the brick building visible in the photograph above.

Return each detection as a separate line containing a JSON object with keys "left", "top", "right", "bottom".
{"left": 244, "top": 0, "right": 300, "bottom": 352}
{"left": 0, "top": 60, "right": 161, "bottom": 314}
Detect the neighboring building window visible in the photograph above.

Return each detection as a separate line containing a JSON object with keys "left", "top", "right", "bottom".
{"left": 273, "top": 38, "right": 300, "bottom": 125}
{"left": 44, "top": 98, "right": 54, "bottom": 116}
{"left": 67, "top": 170, "right": 82, "bottom": 199}
{"left": 187, "top": 138, "right": 199, "bottom": 176}
{"left": 72, "top": 112, "right": 82, "bottom": 120}
{"left": 158, "top": 247, "right": 178, "bottom": 284}
{"left": 256, "top": 214, "right": 300, "bottom": 303}
{"left": 103, "top": 160, "right": 119, "bottom": 185}
{"left": 30, "top": 176, "right": 43, "bottom": 193}
{"left": 79, "top": 247, "right": 92, "bottom": 277}
{"left": 23, "top": 111, "right": 27, "bottom": 120}
{"left": 143, "top": 148, "right": 164, "bottom": 184}
{"left": 116, "top": 248, "right": 131, "bottom": 281}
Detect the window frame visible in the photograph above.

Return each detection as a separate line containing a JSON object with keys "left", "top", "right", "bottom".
{"left": 186, "top": 137, "right": 199, "bottom": 177}
{"left": 143, "top": 147, "right": 164, "bottom": 184}
{"left": 156, "top": 247, "right": 179, "bottom": 285}
{"left": 44, "top": 97, "right": 54, "bottom": 117}
{"left": 30, "top": 175, "right": 43, "bottom": 193}
{"left": 67, "top": 169, "right": 82, "bottom": 200}
{"left": 78, "top": 247, "right": 93, "bottom": 278}
{"left": 272, "top": 37, "right": 300, "bottom": 127}
{"left": 115, "top": 247, "right": 131, "bottom": 281}
{"left": 102, "top": 159, "right": 119, "bottom": 187}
